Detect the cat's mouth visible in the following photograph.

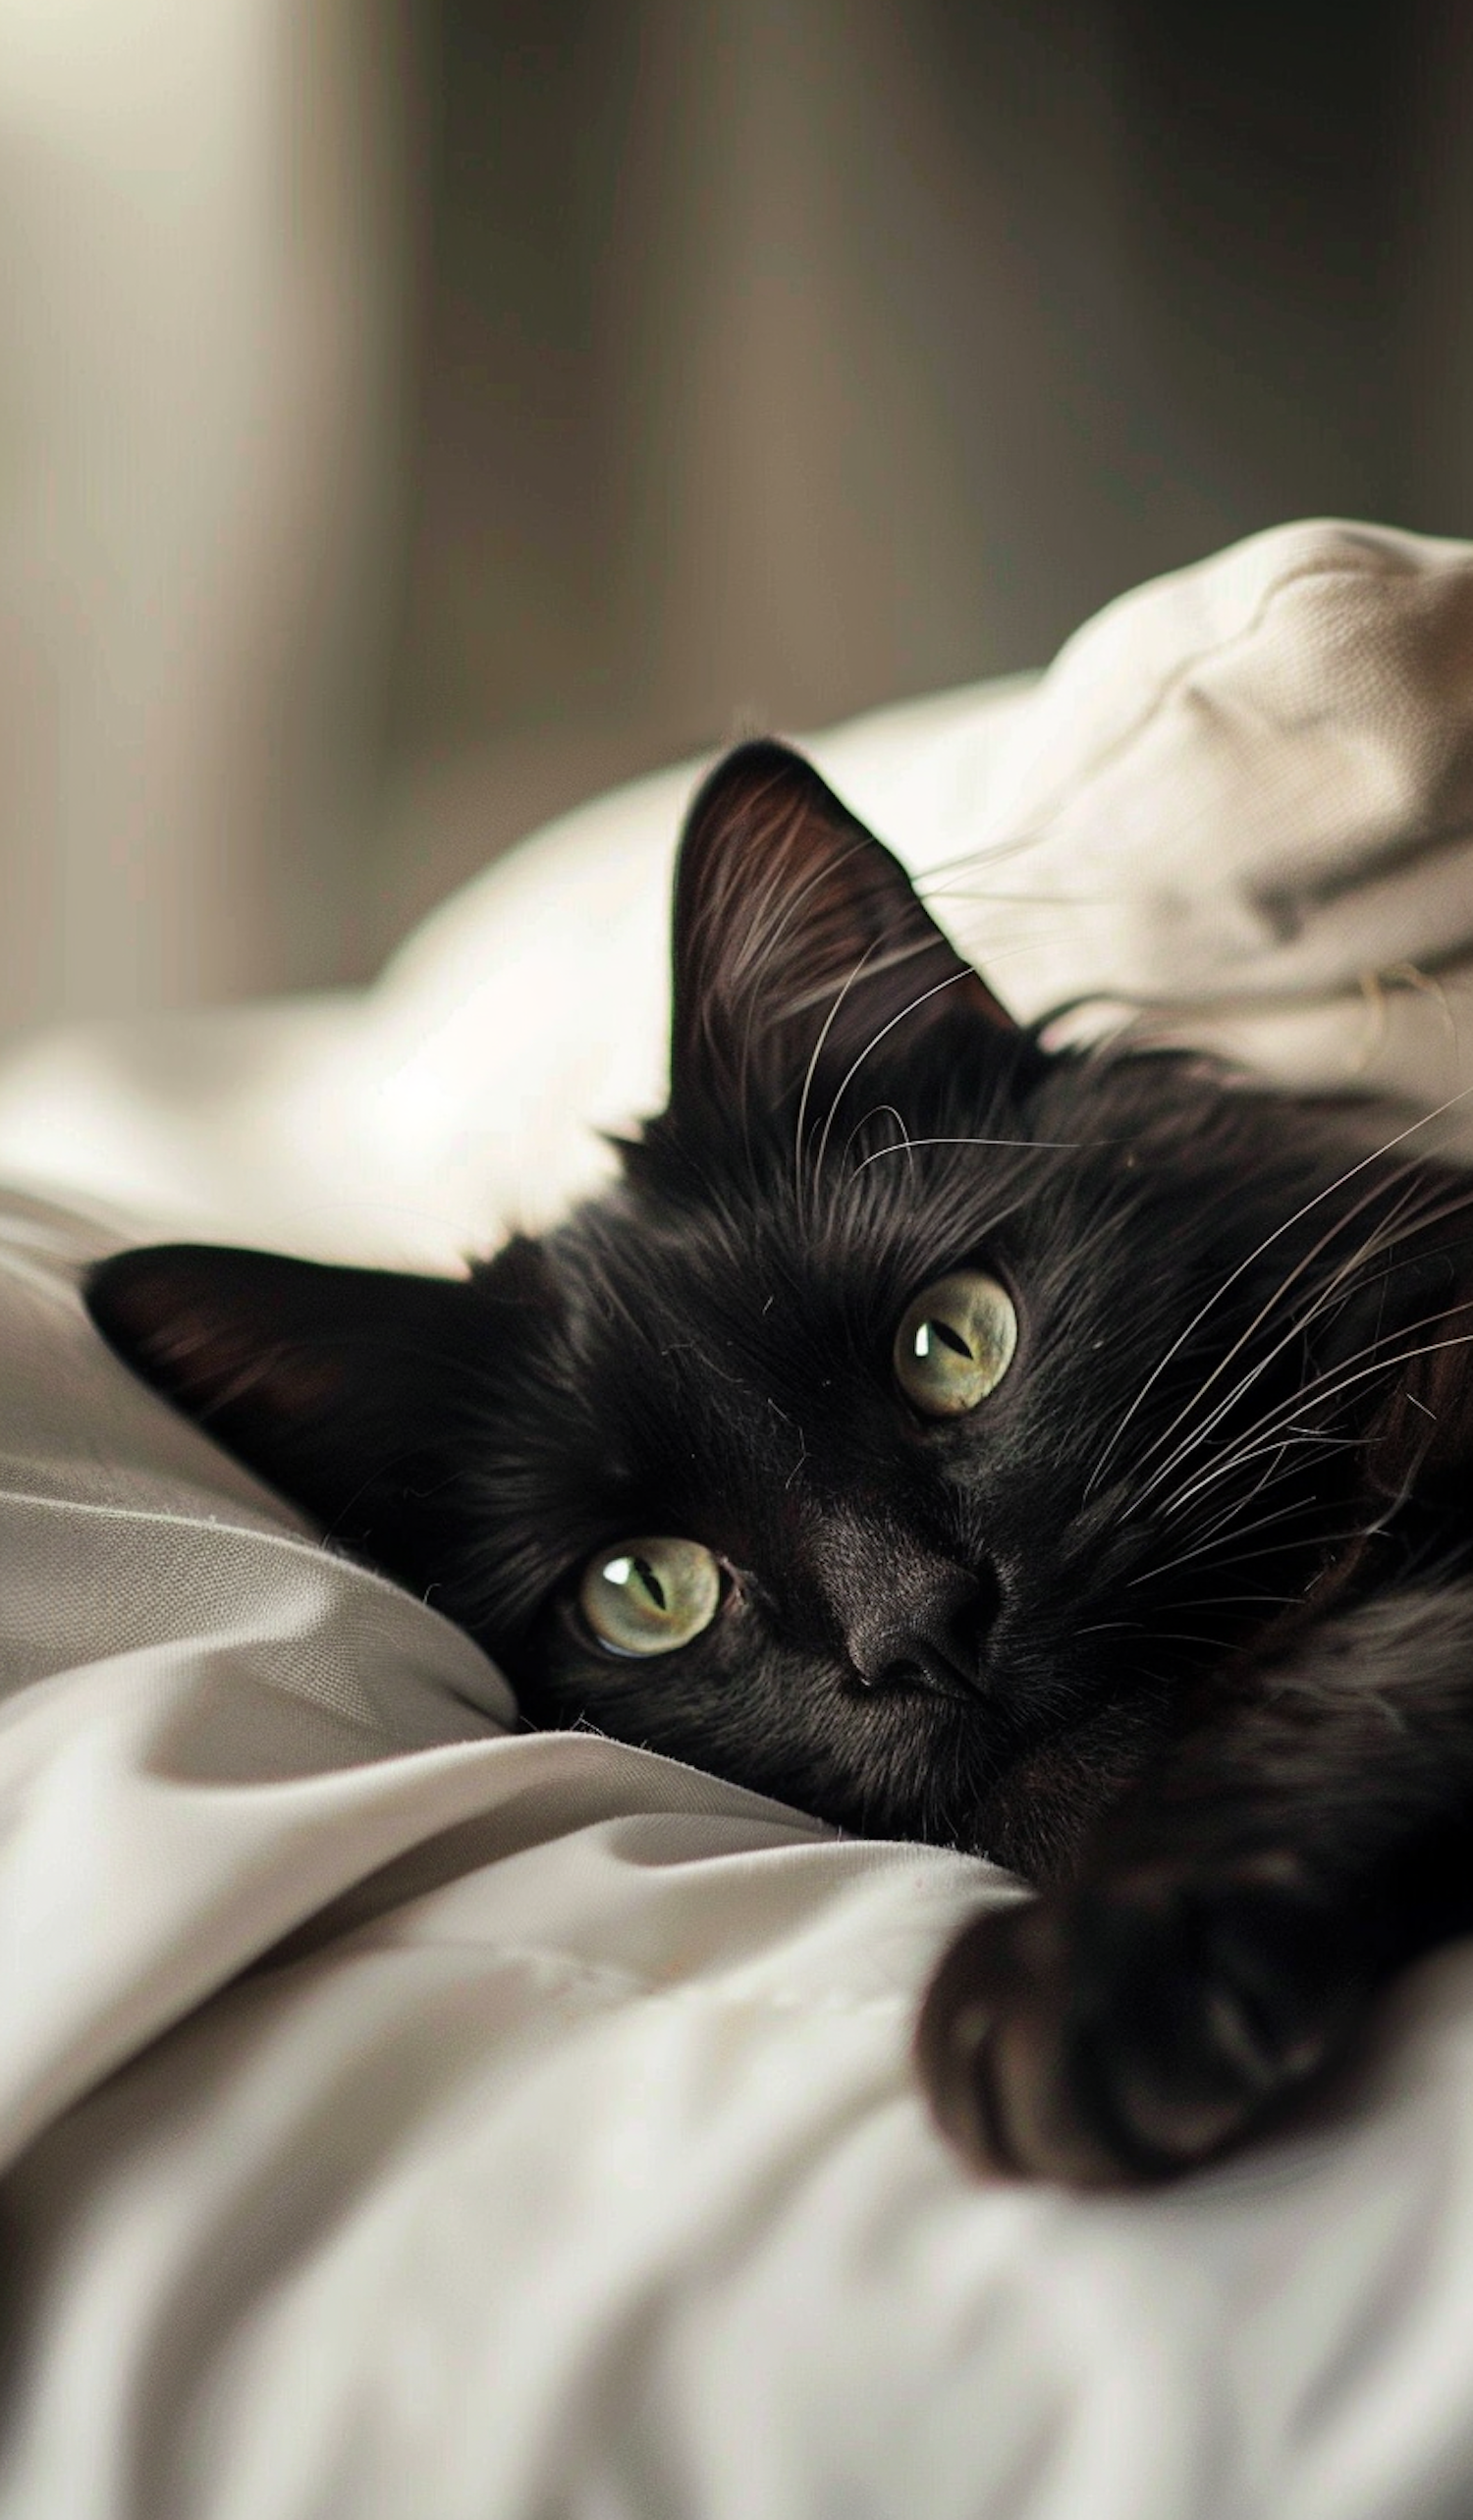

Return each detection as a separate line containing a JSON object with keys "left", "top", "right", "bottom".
{"left": 838, "top": 1626, "right": 1176, "bottom": 1881}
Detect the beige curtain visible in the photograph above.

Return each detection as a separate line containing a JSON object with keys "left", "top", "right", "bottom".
{"left": 1, "top": 0, "right": 1466, "bottom": 1031}
{"left": 0, "top": 0, "right": 409, "bottom": 1035}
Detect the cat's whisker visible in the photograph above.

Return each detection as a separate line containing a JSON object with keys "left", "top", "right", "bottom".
{"left": 911, "top": 825, "right": 1064, "bottom": 884}
{"left": 850, "top": 1133, "right": 1085, "bottom": 1173}
{"left": 809, "top": 966, "right": 981, "bottom": 1211}
{"left": 1138, "top": 1629, "right": 1247, "bottom": 1655}
{"left": 1131, "top": 1260, "right": 1391, "bottom": 1522}
{"left": 1174, "top": 1286, "right": 1473, "bottom": 1491}
{"left": 1156, "top": 1430, "right": 1311, "bottom": 1535}
{"left": 729, "top": 819, "right": 877, "bottom": 1191}
{"left": 706, "top": 793, "right": 940, "bottom": 1193}
{"left": 1122, "top": 1164, "right": 1453, "bottom": 1509}
{"left": 1127, "top": 1180, "right": 1473, "bottom": 1515}
{"left": 1155, "top": 1420, "right": 1375, "bottom": 1528}
{"left": 1132, "top": 1493, "right": 1358, "bottom": 1586}
{"left": 842, "top": 1104, "right": 915, "bottom": 1178}
{"left": 1125, "top": 1167, "right": 1431, "bottom": 1489}
{"left": 1084, "top": 1081, "right": 1473, "bottom": 1499}
{"left": 1157, "top": 1324, "right": 1473, "bottom": 1528}
{"left": 792, "top": 939, "right": 886, "bottom": 1223}
{"left": 1136, "top": 1541, "right": 1331, "bottom": 1594}
{"left": 1146, "top": 1428, "right": 1362, "bottom": 1554}
{"left": 1155, "top": 1458, "right": 1360, "bottom": 1564}
{"left": 1173, "top": 1591, "right": 1299, "bottom": 1610}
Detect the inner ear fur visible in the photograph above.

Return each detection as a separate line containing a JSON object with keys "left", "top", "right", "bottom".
{"left": 668, "top": 738, "right": 1020, "bottom": 1132}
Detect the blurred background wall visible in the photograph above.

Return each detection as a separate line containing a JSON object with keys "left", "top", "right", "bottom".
{"left": 0, "top": 0, "right": 1465, "bottom": 1037}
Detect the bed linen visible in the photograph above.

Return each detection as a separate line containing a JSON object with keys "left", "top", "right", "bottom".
{"left": 1, "top": 520, "right": 1473, "bottom": 2518}
{"left": 2, "top": 519, "right": 1472, "bottom": 1266}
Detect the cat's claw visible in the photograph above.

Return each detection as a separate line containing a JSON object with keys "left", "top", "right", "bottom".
{"left": 915, "top": 1859, "right": 1363, "bottom": 2188}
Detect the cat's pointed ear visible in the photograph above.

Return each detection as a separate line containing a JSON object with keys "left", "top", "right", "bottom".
{"left": 85, "top": 1240, "right": 549, "bottom": 1590}
{"left": 668, "top": 739, "right": 1019, "bottom": 1125}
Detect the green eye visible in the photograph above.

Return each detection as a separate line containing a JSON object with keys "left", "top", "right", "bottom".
{"left": 893, "top": 1269, "right": 1017, "bottom": 1418}
{"left": 577, "top": 1536, "right": 723, "bottom": 1657}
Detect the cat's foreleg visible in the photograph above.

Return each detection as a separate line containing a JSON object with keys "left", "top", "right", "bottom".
{"left": 917, "top": 1586, "right": 1473, "bottom": 2186}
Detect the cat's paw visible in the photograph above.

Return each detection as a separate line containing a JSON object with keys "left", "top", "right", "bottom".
{"left": 915, "top": 1859, "right": 1364, "bottom": 2187}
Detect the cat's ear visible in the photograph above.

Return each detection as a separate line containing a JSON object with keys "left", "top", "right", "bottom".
{"left": 85, "top": 1239, "right": 549, "bottom": 1589}
{"left": 668, "top": 738, "right": 1019, "bottom": 1125}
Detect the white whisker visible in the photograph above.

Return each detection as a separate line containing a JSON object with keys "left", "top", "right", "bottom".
{"left": 1127, "top": 1171, "right": 1470, "bottom": 1515}
{"left": 809, "top": 967, "right": 978, "bottom": 1211}
{"left": 850, "top": 1133, "right": 1085, "bottom": 1174}
{"left": 1084, "top": 1079, "right": 1473, "bottom": 1499}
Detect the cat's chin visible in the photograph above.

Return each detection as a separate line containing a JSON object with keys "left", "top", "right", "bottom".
{"left": 968, "top": 1694, "right": 1171, "bottom": 1887}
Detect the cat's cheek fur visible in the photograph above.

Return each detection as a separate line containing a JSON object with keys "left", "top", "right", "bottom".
{"left": 916, "top": 1856, "right": 1369, "bottom": 2187}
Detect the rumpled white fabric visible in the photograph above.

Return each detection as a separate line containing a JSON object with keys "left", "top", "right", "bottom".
{"left": 2, "top": 520, "right": 1473, "bottom": 2518}
{"left": 1, "top": 518, "right": 1470, "bottom": 1263}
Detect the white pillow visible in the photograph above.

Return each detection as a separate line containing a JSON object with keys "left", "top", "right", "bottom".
{"left": 2, "top": 518, "right": 1470, "bottom": 1269}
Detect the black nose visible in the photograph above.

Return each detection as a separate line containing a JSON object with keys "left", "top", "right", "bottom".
{"left": 846, "top": 1563, "right": 998, "bottom": 1697}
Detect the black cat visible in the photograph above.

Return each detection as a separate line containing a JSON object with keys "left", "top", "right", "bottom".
{"left": 87, "top": 739, "right": 1473, "bottom": 2186}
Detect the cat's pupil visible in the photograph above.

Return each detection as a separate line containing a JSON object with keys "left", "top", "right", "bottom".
{"left": 605, "top": 1554, "right": 664, "bottom": 1610}
{"left": 633, "top": 1559, "right": 665, "bottom": 1611}
{"left": 921, "top": 1319, "right": 971, "bottom": 1360}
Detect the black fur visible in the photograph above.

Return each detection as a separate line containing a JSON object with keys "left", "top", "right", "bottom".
{"left": 87, "top": 740, "right": 1473, "bottom": 2185}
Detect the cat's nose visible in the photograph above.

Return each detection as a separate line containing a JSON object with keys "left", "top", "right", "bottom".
{"left": 846, "top": 1564, "right": 997, "bottom": 1697}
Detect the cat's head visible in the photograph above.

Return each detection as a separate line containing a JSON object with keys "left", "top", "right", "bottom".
{"left": 87, "top": 742, "right": 1409, "bottom": 1879}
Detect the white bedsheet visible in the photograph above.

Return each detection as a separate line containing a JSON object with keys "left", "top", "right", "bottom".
{"left": 3, "top": 520, "right": 1473, "bottom": 2518}
{"left": 6, "top": 1189, "right": 1473, "bottom": 2520}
